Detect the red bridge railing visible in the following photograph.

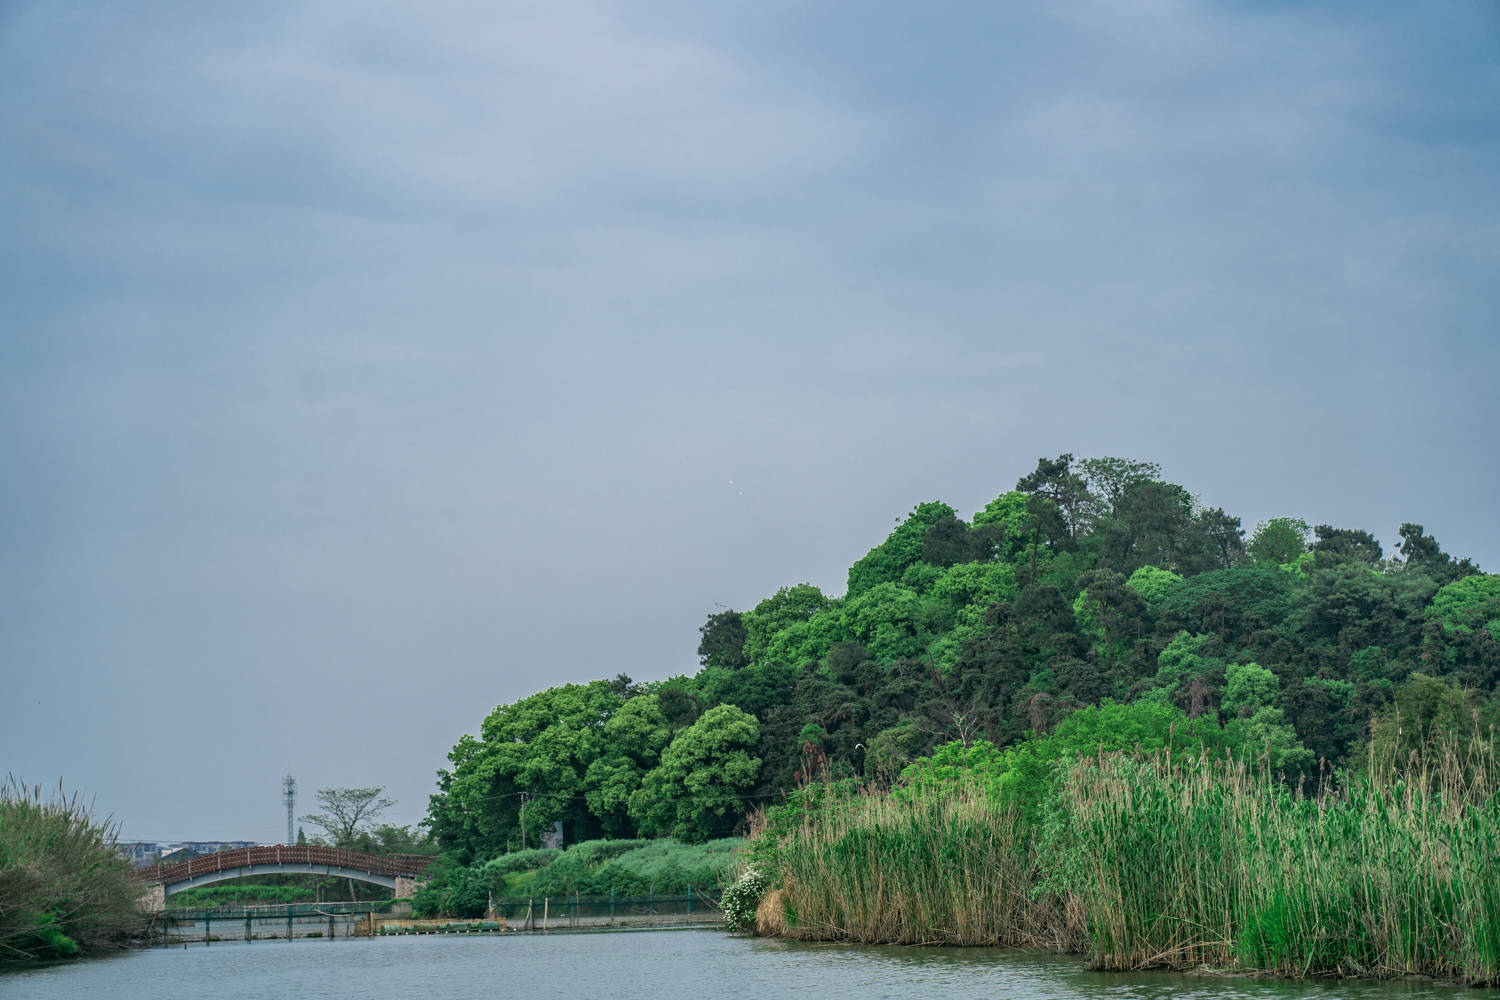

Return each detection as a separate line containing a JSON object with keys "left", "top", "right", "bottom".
{"left": 132, "top": 845, "right": 433, "bottom": 885}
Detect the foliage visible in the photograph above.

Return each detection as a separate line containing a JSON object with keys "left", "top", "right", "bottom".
{"left": 1428, "top": 574, "right": 1500, "bottom": 636}
{"left": 299, "top": 786, "right": 395, "bottom": 849}
{"left": 0, "top": 780, "right": 144, "bottom": 963}
{"left": 1248, "top": 517, "right": 1310, "bottom": 566}
{"left": 410, "top": 854, "right": 490, "bottom": 919}
{"left": 630, "top": 704, "right": 760, "bottom": 842}
{"left": 414, "top": 838, "right": 743, "bottom": 915}
{"left": 721, "top": 867, "right": 769, "bottom": 932}
{"left": 846, "top": 503, "right": 959, "bottom": 597}
{"left": 423, "top": 452, "right": 1490, "bottom": 885}
{"left": 427, "top": 681, "right": 623, "bottom": 860}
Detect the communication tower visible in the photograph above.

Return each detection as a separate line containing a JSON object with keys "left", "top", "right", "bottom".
{"left": 282, "top": 774, "right": 297, "bottom": 845}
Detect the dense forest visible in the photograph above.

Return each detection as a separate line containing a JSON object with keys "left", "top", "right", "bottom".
{"left": 424, "top": 454, "right": 1500, "bottom": 864}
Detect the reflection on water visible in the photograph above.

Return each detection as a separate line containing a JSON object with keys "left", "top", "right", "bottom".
{"left": 0, "top": 929, "right": 1476, "bottom": 1000}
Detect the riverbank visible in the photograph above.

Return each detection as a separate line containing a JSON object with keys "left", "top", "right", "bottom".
{"left": 743, "top": 741, "right": 1500, "bottom": 986}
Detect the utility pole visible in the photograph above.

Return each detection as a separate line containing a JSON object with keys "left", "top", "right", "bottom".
{"left": 283, "top": 774, "right": 297, "bottom": 845}
{"left": 520, "top": 792, "right": 528, "bottom": 851}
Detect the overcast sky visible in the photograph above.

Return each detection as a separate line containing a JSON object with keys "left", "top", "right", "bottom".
{"left": 2, "top": 1, "right": 1497, "bottom": 842}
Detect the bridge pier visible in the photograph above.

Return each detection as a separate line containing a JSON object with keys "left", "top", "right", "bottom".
{"left": 139, "top": 883, "right": 165, "bottom": 913}
{"left": 393, "top": 876, "right": 420, "bottom": 899}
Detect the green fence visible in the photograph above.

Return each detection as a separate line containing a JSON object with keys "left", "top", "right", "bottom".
{"left": 491, "top": 888, "right": 722, "bottom": 928}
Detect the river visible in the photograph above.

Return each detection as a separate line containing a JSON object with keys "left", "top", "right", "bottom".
{"left": 0, "top": 929, "right": 1478, "bottom": 999}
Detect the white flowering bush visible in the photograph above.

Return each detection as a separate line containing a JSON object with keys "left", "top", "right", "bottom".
{"left": 720, "top": 867, "right": 769, "bottom": 932}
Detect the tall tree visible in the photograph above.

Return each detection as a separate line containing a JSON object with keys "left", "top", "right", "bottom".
{"left": 1248, "top": 517, "right": 1311, "bottom": 566}
{"left": 1016, "top": 454, "right": 1092, "bottom": 538}
{"left": 630, "top": 704, "right": 761, "bottom": 842}
{"left": 1312, "top": 525, "right": 1383, "bottom": 567}
{"left": 1398, "top": 523, "right": 1479, "bottom": 584}
{"left": 299, "top": 787, "right": 395, "bottom": 848}
{"left": 697, "top": 610, "right": 748, "bottom": 670}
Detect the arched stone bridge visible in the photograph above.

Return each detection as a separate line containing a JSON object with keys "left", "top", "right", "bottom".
{"left": 133, "top": 845, "right": 433, "bottom": 911}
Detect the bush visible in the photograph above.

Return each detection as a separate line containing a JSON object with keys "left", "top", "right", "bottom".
{"left": 410, "top": 855, "right": 489, "bottom": 918}
{"left": 720, "top": 868, "right": 768, "bottom": 932}
{"left": 0, "top": 780, "right": 145, "bottom": 963}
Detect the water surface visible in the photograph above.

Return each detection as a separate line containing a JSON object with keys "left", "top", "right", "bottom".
{"left": 1, "top": 929, "right": 1479, "bottom": 999}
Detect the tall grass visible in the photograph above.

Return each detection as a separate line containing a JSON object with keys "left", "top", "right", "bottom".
{"left": 1064, "top": 740, "right": 1500, "bottom": 982}
{"left": 753, "top": 784, "right": 1075, "bottom": 948}
{"left": 0, "top": 778, "right": 145, "bottom": 963}
{"left": 755, "top": 739, "right": 1500, "bottom": 983}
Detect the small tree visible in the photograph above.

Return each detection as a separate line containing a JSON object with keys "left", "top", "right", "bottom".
{"left": 299, "top": 787, "right": 395, "bottom": 848}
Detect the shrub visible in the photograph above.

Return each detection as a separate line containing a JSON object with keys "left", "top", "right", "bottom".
{"left": 720, "top": 868, "right": 768, "bottom": 932}
{"left": 0, "top": 779, "right": 145, "bottom": 963}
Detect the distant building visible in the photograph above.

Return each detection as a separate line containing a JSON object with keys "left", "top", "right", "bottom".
{"left": 118, "top": 840, "right": 258, "bottom": 867}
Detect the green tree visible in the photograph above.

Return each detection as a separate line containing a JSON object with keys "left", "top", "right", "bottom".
{"left": 1222, "top": 662, "right": 1279, "bottom": 719}
{"left": 742, "top": 584, "right": 830, "bottom": 663}
{"left": 1017, "top": 454, "right": 1093, "bottom": 539}
{"left": 1427, "top": 574, "right": 1500, "bottom": 636}
{"left": 847, "top": 503, "right": 960, "bottom": 597}
{"left": 1071, "top": 569, "right": 1147, "bottom": 684}
{"left": 1248, "top": 517, "right": 1311, "bottom": 566}
{"left": 971, "top": 490, "right": 1036, "bottom": 563}
{"left": 1125, "top": 565, "right": 1183, "bottom": 611}
{"left": 1077, "top": 456, "right": 1163, "bottom": 523}
{"left": 1399, "top": 524, "right": 1481, "bottom": 584}
{"left": 426, "top": 682, "right": 622, "bottom": 860}
{"left": 584, "top": 694, "right": 672, "bottom": 836}
{"left": 1312, "top": 524, "right": 1383, "bottom": 567}
{"left": 299, "top": 787, "right": 395, "bottom": 848}
{"left": 630, "top": 704, "right": 761, "bottom": 842}
{"left": 697, "top": 610, "right": 748, "bottom": 670}
{"left": 1142, "top": 632, "right": 1224, "bottom": 718}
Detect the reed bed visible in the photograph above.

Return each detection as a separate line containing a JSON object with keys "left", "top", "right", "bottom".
{"left": 756, "top": 740, "right": 1500, "bottom": 984}
{"left": 757, "top": 785, "right": 1079, "bottom": 948}
{"left": 1065, "top": 740, "right": 1500, "bottom": 983}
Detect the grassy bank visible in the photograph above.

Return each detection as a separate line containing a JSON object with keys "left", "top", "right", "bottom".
{"left": 747, "top": 740, "right": 1500, "bottom": 984}
{"left": 413, "top": 836, "right": 742, "bottom": 917}
{"left": 0, "top": 780, "right": 145, "bottom": 963}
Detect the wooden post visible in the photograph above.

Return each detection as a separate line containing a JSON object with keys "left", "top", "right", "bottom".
{"left": 245, "top": 911, "right": 252, "bottom": 942}
{"left": 542, "top": 897, "right": 549, "bottom": 934}
{"left": 204, "top": 912, "right": 211, "bottom": 946}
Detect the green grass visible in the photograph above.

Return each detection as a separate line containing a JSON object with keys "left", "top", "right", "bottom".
{"left": 166, "top": 884, "right": 316, "bottom": 907}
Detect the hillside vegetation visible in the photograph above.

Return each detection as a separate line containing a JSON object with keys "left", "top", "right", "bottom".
{"left": 419, "top": 454, "right": 1499, "bottom": 933}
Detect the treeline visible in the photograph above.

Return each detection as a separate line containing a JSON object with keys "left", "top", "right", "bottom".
{"left": 424, "top": 454, "right": 1499, "bottom": 864}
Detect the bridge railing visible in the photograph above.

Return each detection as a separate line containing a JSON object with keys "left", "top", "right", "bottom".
{"left": 133, "top": 845, "right": 433, "bottom": 885}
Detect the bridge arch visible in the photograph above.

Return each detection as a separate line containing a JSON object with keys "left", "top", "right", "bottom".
{"left": 134, "top": 845, "right": 432, "bottom": 903}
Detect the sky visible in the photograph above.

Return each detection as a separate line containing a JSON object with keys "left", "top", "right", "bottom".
{"left": 2, "top": 1, "right": 1497, "bottom": 842}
